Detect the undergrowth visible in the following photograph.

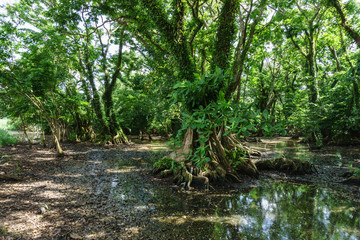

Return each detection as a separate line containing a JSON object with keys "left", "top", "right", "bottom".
{"left": 0, "top": 129, "right": 18, "bottom": 146}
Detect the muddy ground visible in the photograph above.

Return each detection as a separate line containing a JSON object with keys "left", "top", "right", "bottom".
{"left": 0, "top": 140, "right": 359, "bottom": 239}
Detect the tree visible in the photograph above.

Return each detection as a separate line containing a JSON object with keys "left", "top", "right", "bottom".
{"left": 128, "top": 0, "right": 281, "bottom": 188}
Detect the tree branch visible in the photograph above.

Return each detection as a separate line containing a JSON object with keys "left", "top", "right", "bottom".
{"left": 330, "top": 0, "right": 360, "bottom": 48}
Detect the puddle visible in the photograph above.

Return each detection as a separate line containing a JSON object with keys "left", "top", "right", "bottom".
{"left": 109, "top": 138, "right": 360, "bottom": 239}
{"left": 138, "top": 182, "right": 360, "bottom": 239}
{"left": 247, "top": 137, "right": 360, "bottom": 168}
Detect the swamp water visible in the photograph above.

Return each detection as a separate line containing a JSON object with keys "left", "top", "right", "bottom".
{"left": 109, "top": 138, "right": 360, "bottom": 239}
{"left": 136, "top": 182, "right": 360, "bottom": 239}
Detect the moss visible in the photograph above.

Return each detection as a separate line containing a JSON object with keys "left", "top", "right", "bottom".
{"left": 255, "top": 156, "right": 316, "bottom": 175}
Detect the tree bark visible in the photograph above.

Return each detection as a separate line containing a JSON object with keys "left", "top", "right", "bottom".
{"left": 100, "top": 24, "right": 127, "bottom": 137}
{"left": 141, "top": 0, "right": 261, "bottom": 186}
{"left": 330, "top": 0, "right": 360, "bottom": 48}
{"left": 230, "top": 1, "right": 267, "bottom": 100}
{"left": 19, "top": 114, "right": 32, "bottom": 149}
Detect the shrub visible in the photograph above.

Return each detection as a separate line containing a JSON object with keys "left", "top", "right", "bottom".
{"left": 0, "top": 129, "right": 18, "bottom": 146}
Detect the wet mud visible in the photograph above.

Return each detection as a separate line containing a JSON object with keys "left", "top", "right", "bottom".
{"left": 0, "top": 138, "right": 359, "bottom": 239}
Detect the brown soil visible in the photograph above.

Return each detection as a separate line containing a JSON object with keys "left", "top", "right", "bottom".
{"left": 1, "top": 140, "right": 359, "bottom": 239}
{"left": 0, "top": 142, "right": 170, "bottom": 239}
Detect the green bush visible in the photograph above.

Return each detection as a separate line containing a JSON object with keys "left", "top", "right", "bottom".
{"left": 153, "top": 157, "right": 181, "bottom": 171}
{"left": 0, "top": 129, "right": 18, "bottom": 146}
{"left": 353, "top": 168, "right": 360, "bottom": 177}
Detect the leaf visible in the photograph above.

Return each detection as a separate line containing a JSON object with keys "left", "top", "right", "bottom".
{"left": 223, "top": 131, "right": 231, "bottom": 136}
{"left": 263, "top": 109, "right": 269, "bottom": 120}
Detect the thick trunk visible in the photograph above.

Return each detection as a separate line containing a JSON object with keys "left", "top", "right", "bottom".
{"left": 86, "top": 64, "right": 110, "bottom": 135}
{"left": 83, "top": 30, "right": 110, "bottom": 136}
{"left": 99, "top": 24, "right": 127, "bottom": 139}
{"left": 211, "top": 0, "right": 238, "bottom": 71}
{"left": 161, "top": 128, "right": 259, "bottom": 189}
{"left": 103, "top": 90, "right": 118, "bottom": 136}
{"left": 306, "top": 28, "right": 318, "bottom": 103}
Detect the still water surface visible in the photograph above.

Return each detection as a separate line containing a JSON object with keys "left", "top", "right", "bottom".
{"left": 113, "top": 138, "right": 360, "bottom": 239}
{"left": 145, "top": 182, "right": 360, "bottom": 239}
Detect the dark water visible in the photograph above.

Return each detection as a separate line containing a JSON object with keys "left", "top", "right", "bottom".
{"left": 112, "top": 138, "right": 360, "bottom": 239}
{"left": 146, "top": 182, "right": 359, "bottom": 240}
{"left": 247, "top": 137, "right": 360, "bottom": 168}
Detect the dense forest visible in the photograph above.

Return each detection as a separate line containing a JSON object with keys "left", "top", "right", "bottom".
{"left": 1, "top": 0, "right": 360, "bottom": 184}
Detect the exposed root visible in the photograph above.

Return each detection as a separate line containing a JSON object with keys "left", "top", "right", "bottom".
{"left": 160, "top": 169, "right": 173, "bottom": 177}
{"left": 153, "top": 129, "right": 261, "bottom": 190}
{"left": 255, "top": 156, "right": 317, "bottom": 175}
{"left": 221, "top": 134, "right": 259, "bottom": 177}
{"left": 113, "top": 128, "right": 129, "bottom": 144}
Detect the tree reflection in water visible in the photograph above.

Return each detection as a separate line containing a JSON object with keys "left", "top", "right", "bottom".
{"left": 211, "top": 182, "right": 360, "bottom": 239}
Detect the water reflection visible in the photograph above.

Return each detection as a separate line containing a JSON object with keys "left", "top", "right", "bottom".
{"left": 109, "top": 139, "right": 360, "bottom": 239}
{"left": 145, "top": 182, "right": 360, "bottom": 239}
{"left": 247, "top": 137, "right": 360, "bottom": 168}
{"left": 216, "top": 182, "right": 360, "bottom": 239}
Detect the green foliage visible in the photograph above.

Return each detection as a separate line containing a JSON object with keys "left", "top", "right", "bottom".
{"left": 260, "top": 109, "right": 286, "bottom": 137}
{"left": 0, "top": 129, "right": 18, "bottom": 146}
{"left": 153, "top": 157, "right": 181, "bottom": 172}
{"left": 115, "top": 87, "right": 155, "bottom": 135}
{"left": 171, "top": 70, "right": 286, "bottom": 168}
{"left": 1, "top": 0, "right": 360, "bottom": 149}
{"left": 226, "top": 148, "right": 246, "bottom": 168}
{"left": 353, "top": 168, "right": 360, "bottom": 177}
{"left": 172, "top": 67, "right": 228, "bottom": 109}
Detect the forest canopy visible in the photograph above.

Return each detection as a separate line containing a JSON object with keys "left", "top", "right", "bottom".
{"left": 0, "top": 0, "right": 359, "bottom": 182}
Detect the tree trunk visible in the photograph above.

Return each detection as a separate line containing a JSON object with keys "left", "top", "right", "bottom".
{"left": 99, "top": 24, "right": 128, "bottom": 141}
{"left": 19, "top": 114, "right": 32, "bottom": 149}
{"left": 49, "top": 119, "right": 64, "bottom": 156}
{"left": 40, "top": 115, "right": 46, "bottom": 147}
{"left": 353, "top": 81, "right": 360, "bottom": 110}
{"left": 161, "top": 128, "right": 259, "bottom": 189}
{"left": 82, "top": 28, "right": 111, "bottom": 137}
{"left": 85, "top": 60, "right": 110, "bottom": 135}
{"left": 103, "top": 90, "right": 119, "bottom": 135}
{"left": 142, "top": 0, "right": 262, "bottom": 188}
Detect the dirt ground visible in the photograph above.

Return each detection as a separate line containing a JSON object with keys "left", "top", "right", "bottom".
{"left": 0, "top": 140, "right": 359, "bottom": 239}
{"left": 0, "top": 142, "right": 172, "bottom": 239}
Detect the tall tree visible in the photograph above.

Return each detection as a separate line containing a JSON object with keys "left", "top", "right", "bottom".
{"left": 130, "top": 0, "right": 277, "bottom": 187}
{"left": 282, "top": 0, "right": 328, "bottom": 103}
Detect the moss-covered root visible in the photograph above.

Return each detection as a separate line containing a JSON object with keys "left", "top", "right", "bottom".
{"left": 113, "top": 128, "right": 129, "bottom": 144}
{"left": 153, "top": 129, "right": 261, "bottom": 190}
{"left": 255, "top": 156, "right": 317, "bottom": 175}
